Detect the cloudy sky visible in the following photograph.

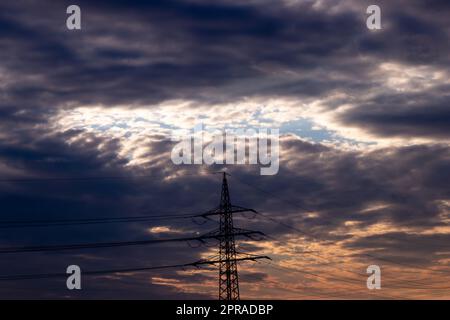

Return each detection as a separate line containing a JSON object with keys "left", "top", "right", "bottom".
{"left": 0, "top": 0, "right": 449, "bottom": 299}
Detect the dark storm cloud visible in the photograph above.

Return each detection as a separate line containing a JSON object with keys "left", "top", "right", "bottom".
{"left": 344, "top": 232, "right": 450, "bottom": 264}
{"left": 0, "top": 0, "right": 443, "bottom": 107}
{"left": 338, "top": 89, "right": 450, "bottom": 139}
{"left": 357, "top": 7, "right": 450, "bottom": 65}
{"left": 0, "top": 0, "right": 447, "bottom": 140}
{"left": 254, "top": 139, "right": 449, "bottom": 227}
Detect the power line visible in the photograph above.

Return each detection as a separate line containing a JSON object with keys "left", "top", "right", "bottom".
{"left": 232, "top": 176, "right": 450, "bottom": 277}
{"left": 0, "top": 205, "right": 260, "bottom": 229}
{"left": 263, "top": 260, "right": 410, "bottom": 300}
{"left": 0, "top": 263, "right": 189, "bottom": 281}
{"left": 268, "top": 238, "right": 449, "bottom": 289}
{"left": 0, "top": 256, "right": 271, "bottom": 281}
{"left": 217, "top": 182, "right": 449, "bottom": 289}
{"left": 255, "top": 210, "right": 450, "bottom": 277}
{"left": 0, "top": 211, "right": 209, "bottom": 228}
{"left": 264, "top": 241, "right": 450, "bottom": 290}
{"left": 0, "top": 172, "right": 214, "bottom": 183}
{"left": 0, "top": 175, "right": 159, "bottom": 183}
{"left": 0, "top": 230, "right": 265, "bottom": 254}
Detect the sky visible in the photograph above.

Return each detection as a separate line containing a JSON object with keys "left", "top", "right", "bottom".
{"left": 0, "top": 0, "right": 449, "bottom": 299}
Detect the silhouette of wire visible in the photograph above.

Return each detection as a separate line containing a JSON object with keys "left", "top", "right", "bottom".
{"left": 0, "top": 263, "right": 191, "bottom": 281}
{"left": 0, "top": 231, "right": 264, "bottom": 254}
{"left": 262, "top": 260, "right": 411, "bottom": 299}
{"left": 0, "top": 256, "right": 270, "bottom": 281}
{"left": 233, "top": 176, "right": 450, "bottom": 277}
{"left": 0, "top": 211, "right": 209, "bottom": 229}
{"left": 265, "top": 232, "right": 448, "bottom": 288}
{"left": 256, "top": 211, "right": 450, "bottom": 277}
{"left": 0, "top": 172, "right": 214, "bottom": 183}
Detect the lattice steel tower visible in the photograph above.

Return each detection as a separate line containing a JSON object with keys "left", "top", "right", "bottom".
{"left": 218, "top": 172, "right": 240, "bottom": 300}
{"left": 200, "top": 172, "right": 269, "bottom": 300}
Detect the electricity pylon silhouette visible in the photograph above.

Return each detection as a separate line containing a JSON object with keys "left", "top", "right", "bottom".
{"left": 218, "top": 172, "right": 240, "bottom": 300}
{"left": 199, "top": 172, "right": 269, "bottom": 300}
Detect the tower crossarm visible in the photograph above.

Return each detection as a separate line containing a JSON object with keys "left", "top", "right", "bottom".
{"left": 200, "top": 206, "right": 256, "bottom": 218}
{"left": 192, "top": 256, "right": 271, "bottom": 267}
